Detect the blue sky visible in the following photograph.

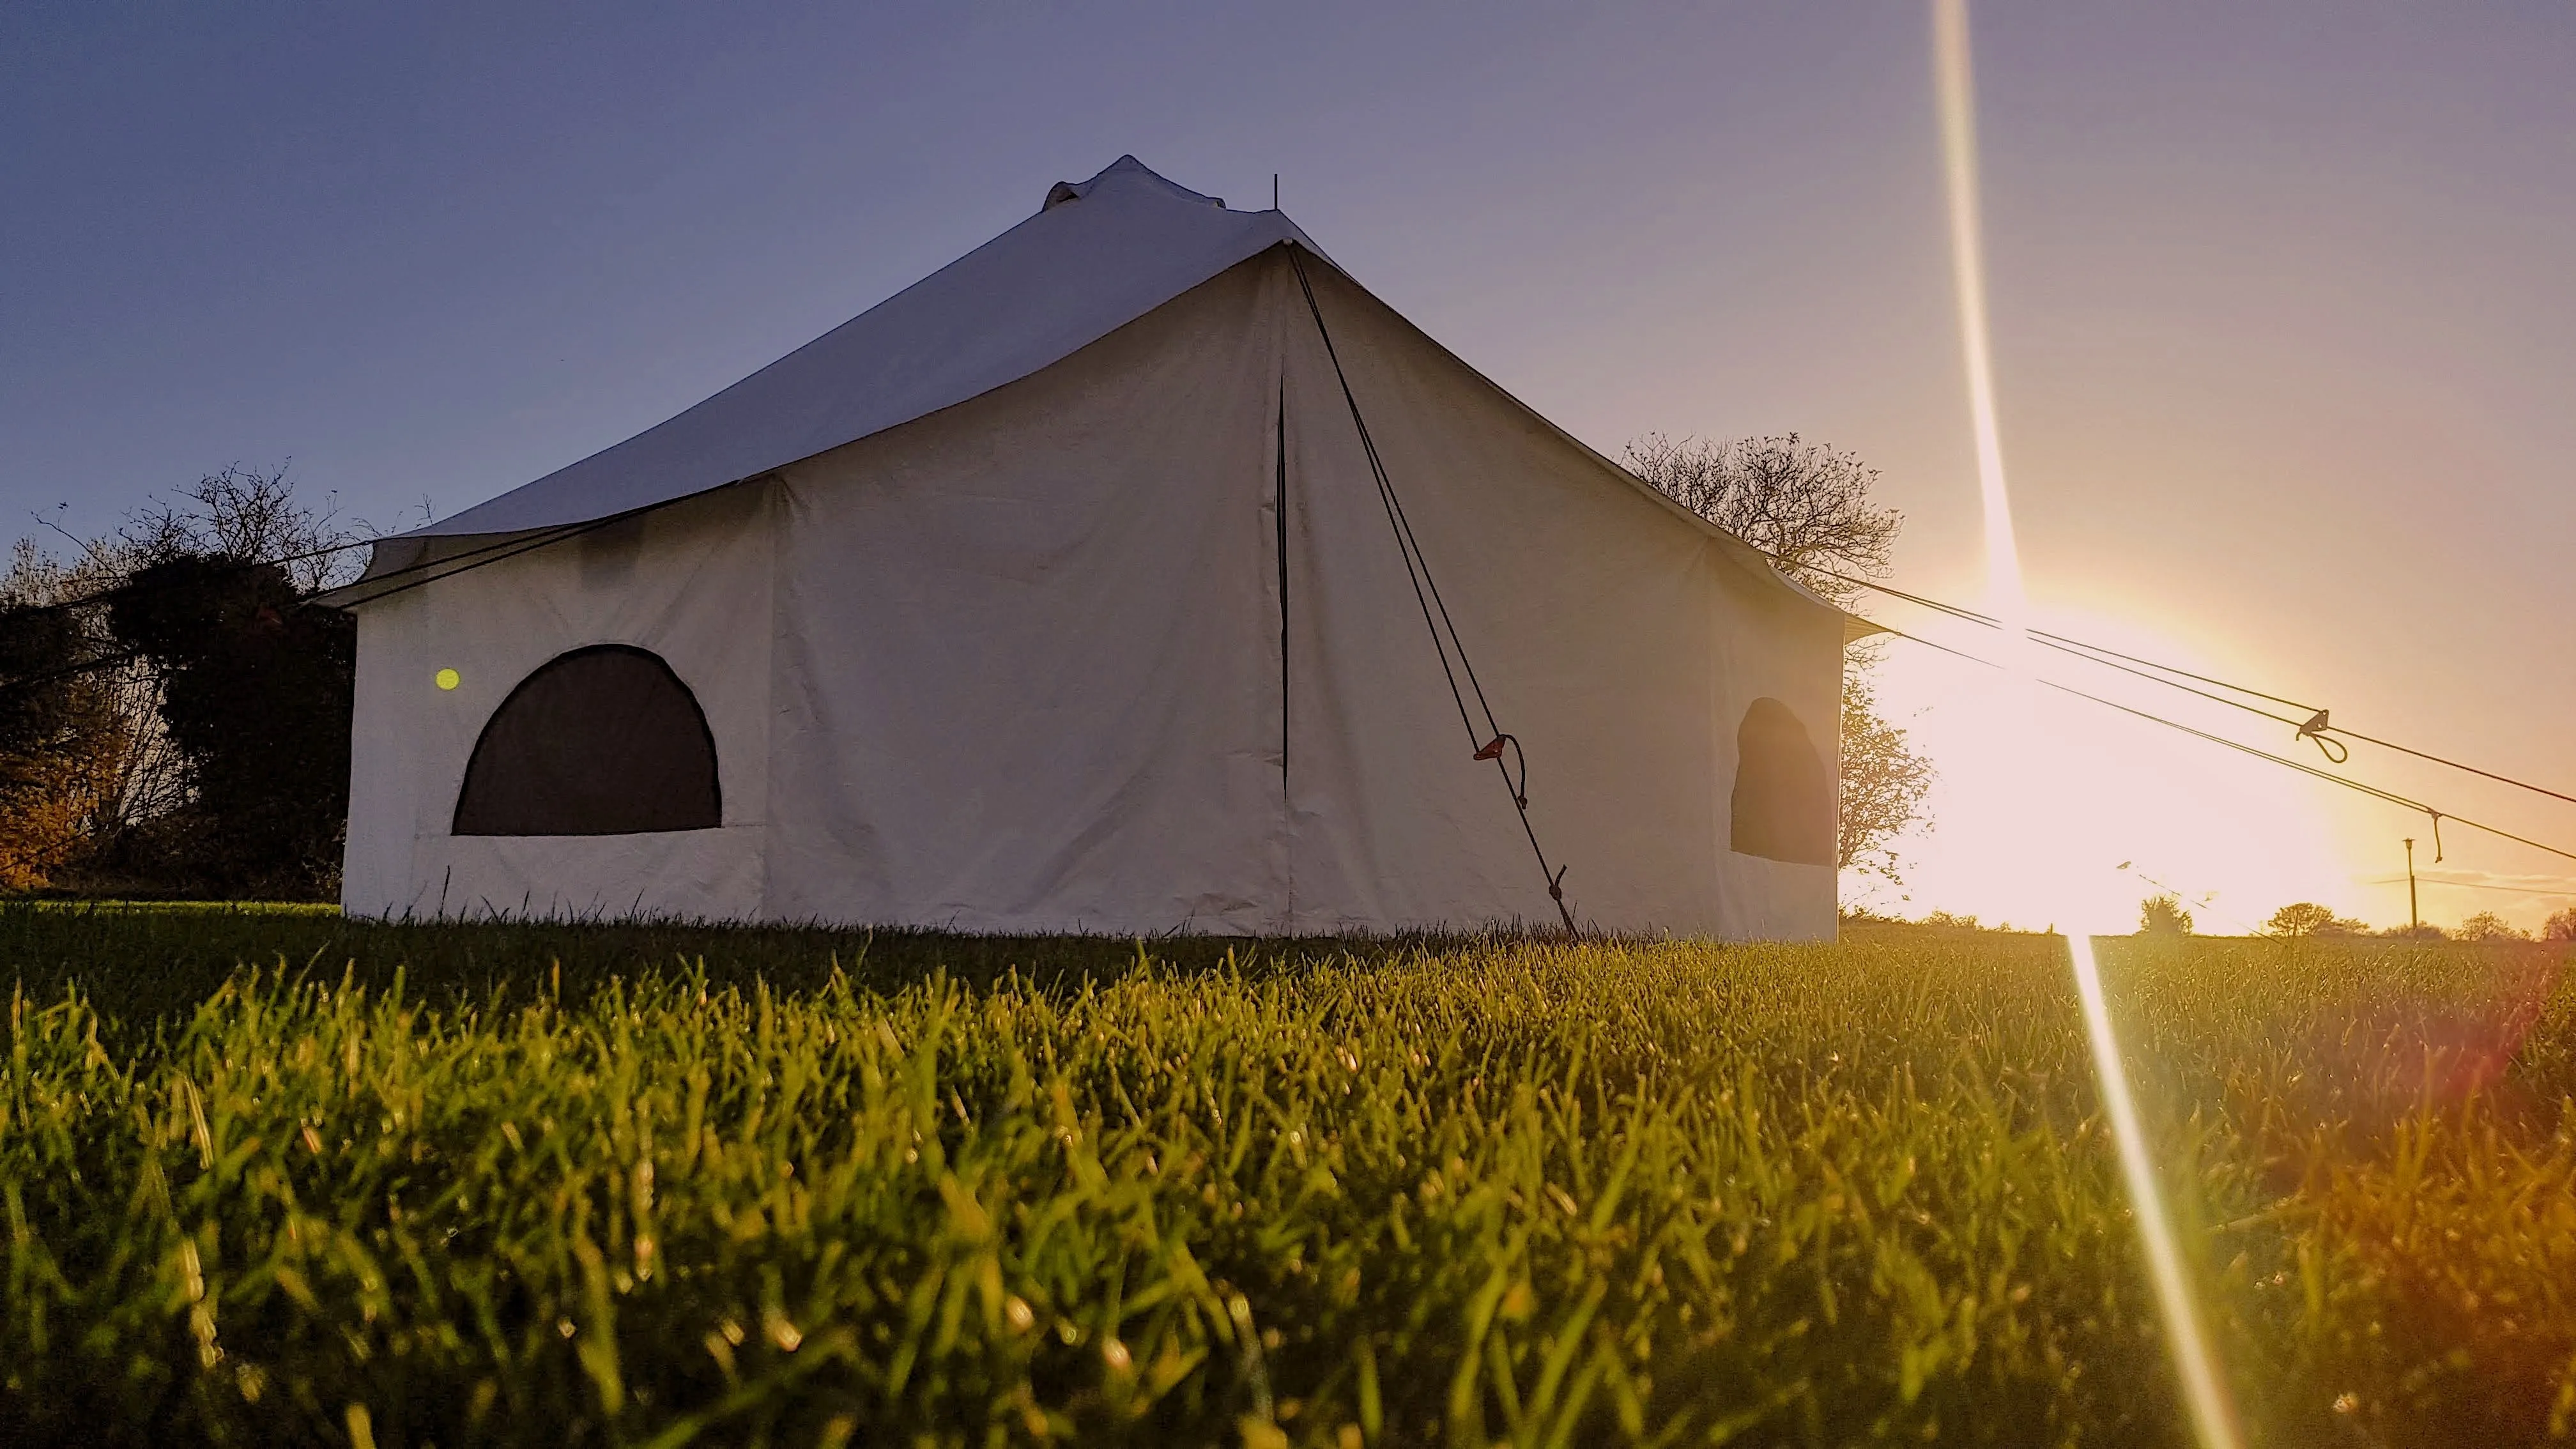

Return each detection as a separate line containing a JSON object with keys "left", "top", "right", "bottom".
{"left": 8, "top": 2, "right": 2572, "bottom": 926}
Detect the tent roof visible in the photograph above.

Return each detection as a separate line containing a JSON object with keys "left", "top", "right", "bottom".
{"left": 382, "top": 155, "right": 1867, "bottom": 638}
{"left": 411, "top": 157, "right": 1319, "bottom": 538}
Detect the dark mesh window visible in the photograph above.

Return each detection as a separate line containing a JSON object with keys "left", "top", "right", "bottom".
{"left": 1729, "top": 697, "right": 1833, "bottom": 866}
{"left": 453, "top": 645, "right": 721, "bottom": 836}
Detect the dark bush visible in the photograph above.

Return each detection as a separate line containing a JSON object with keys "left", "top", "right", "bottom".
{"left": 104, "top": 556, "right": 353, "bottom": 895}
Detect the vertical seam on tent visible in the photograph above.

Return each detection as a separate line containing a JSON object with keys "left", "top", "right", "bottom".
{"left": 762, "top": 473, "right": 787, "bottom": 917}
{"left": 1286, "top": 249, "right": 1579, "bottom": 933}
{"left": 1708, "top": 540, "right": 1734, "bottom": 927}
{"left": 1277, "top": 377, "right": 1291, "bottom": 788}
{"left": 1276, "top": 371, "right": 1294, "bottom": 935}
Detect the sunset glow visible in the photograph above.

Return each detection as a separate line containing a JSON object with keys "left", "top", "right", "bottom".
{"left": 1861, "top": 608, "right": 2356, "bottom": 931}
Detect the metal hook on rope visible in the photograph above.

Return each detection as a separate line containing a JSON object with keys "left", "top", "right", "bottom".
{"left": 2296, "top": 709, "right": 2350, "bottom": 764}
{"left": 1473, "top": 733, "right": 1529, "bottom": 808}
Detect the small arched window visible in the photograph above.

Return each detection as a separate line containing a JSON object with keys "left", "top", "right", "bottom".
{"left": 453, "top": 645, "right": 720, "bottom": 836}
{"left": 1729, "top": 697, "right": 1833, "bottom": 866}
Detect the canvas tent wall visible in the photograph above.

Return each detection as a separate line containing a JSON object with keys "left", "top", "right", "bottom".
{"left": 332, "top": 157, "right": 1853, "bottom": 938}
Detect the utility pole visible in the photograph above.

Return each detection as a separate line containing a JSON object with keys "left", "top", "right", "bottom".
{"left": 2404, "top": 837, "right": 2419, "bottom": 932}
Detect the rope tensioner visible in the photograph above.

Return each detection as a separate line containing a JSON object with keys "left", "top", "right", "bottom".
{"left": 1287, "top": 248, "right": 1577, "bottom": 933}
{"left": 2295, "top": 709, "right": 2350, "bottom": 763}
{"left": 1473, "top": 733, "right": 1529, "bottom": 808}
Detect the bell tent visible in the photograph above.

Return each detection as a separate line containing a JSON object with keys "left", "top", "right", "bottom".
{"left": 328, "top": 157, "right": 1857, "bottom": 937}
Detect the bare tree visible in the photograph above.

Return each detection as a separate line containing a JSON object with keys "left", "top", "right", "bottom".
{"left": 1625, "top": 433, "right": 1931, "bottom": 884}
{"left": 1623, "top": 434, "right": 1901, "bottom": 604}
{"left": 122, "top": 464, "right": 365, "bottom": 591}
{"left": 2543, "top": 907, "right": 2576, "bottom": 942}
{"left": 1, "top": 537, "right": 190, "bottom": 874}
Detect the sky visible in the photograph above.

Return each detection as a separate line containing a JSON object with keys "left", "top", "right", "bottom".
{"left": 6, "top": 1, "right": 2571, "bottom": 931}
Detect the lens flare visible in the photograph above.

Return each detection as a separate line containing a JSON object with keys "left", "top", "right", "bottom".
{"left": 1931, "top": 4, "right": 2242, "bottom": 1446}
{"left": 2064, "top": 933, "right": 2242, "bottom": 1446}
{"left": 1931, "top": 0, "right": 2024, "bottom": 632}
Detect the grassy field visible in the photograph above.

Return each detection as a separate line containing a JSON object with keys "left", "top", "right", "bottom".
{"left": 1, "top": 908, "right": 2569, "bottom": 1447}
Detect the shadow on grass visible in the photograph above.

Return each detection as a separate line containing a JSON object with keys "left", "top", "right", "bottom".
{"left": 0, "top": 901, "right": 1527, "bottom": 1041}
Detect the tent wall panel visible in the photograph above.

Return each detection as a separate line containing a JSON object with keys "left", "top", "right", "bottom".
{"left": 341, "top": 482, "right": 777, "bottom": 919}
{"left": 415, "top": 828, "right": 769, "bottom": 922}
{"left": 1277, "top": 259, "right": 1839, "bottom": 937}
{"left": 758, "top": 260, "right": 1287, "bottom": 933}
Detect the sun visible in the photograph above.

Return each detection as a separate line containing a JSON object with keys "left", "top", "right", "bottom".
{"left": 1861, "top": 604, "right": 2363, "bottom": 934}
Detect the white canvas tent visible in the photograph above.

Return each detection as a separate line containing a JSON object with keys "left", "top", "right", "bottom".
{"left": 330, "top": 157, "right": 1857, "bottom": 937}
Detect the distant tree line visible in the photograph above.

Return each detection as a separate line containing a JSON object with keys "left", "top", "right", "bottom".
{"left": 1863, "top": 894, "right": 2573, "bottom": 940}
{"left": 2142, "top": 894, "right": 2559, "bottom": 940}
{"left": 2257, "top": 898, "right": 2576, "bottom": 942}
{"left": 0, "top": 468, "right": 360, "bottom": 898}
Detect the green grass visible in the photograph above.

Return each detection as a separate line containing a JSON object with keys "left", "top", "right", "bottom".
{"left": 1, "top": 907, "right": 2570, "bottom": 1447}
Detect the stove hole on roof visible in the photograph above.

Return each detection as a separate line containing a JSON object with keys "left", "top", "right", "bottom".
{"left": 453, "top": 645, "right": 720, "bottom": 836}
{"left": 1729, "top": 697, "right": 1834, "bottom": 866}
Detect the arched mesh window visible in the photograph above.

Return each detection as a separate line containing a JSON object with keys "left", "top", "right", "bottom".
{"left": 453, "top": 645, "right": 721, "bottom": 836}
{"left": 1729, "top": 697, "right": 1833, "bottom": 866}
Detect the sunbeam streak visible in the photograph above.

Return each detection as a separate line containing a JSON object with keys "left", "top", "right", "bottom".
{"left": 1931, "top": 0, "right": 2024, "bottom": 631}
{"left": 1930, "top": 4, "right": 2245, "bottom": 1446}
{"left": 2065, "top": 933, "right": 2244, "bottom": 1446}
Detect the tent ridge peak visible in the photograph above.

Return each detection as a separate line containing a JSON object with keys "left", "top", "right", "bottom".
{"left": 402, "top": 154, "right": 1314, "bottom": 542}
{"left": 1043, "top": 154, "right": 1225, "bottom": 212}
